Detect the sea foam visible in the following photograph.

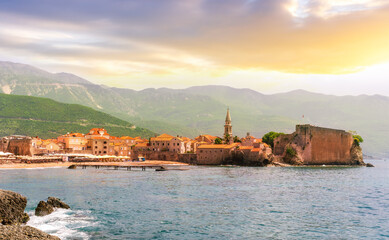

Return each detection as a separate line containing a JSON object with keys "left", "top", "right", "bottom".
{"left": 27, "top": 208, "right": 96, "bottom": 240}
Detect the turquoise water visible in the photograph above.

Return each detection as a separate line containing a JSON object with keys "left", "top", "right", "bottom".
{"left": 1, "top": 160, "right": 388, "bottom": 239}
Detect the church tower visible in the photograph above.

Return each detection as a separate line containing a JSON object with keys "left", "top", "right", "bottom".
{"left": 224, "top": 108, "right": 232, "bottom": 144}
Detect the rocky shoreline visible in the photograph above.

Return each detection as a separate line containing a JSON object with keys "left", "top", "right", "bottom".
{"left": 0, "top": 189, "right": 66, "bottom": 240}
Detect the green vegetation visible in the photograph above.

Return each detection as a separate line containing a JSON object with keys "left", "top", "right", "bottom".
{"left": 262, "top": 131, "right": 285, "bottom": 149}
{"left": 0, "top": 94, "right": 155, "bottom": 139}
{"left": 214, "top": 137, "right": 222, "bottom": 144}
{"left": 233, "top": 136, "right": 241, "bottom": 143}
{"left": 353, "top": 134, "right": 364, "bottom": 146}
{"left": 286, "top": 146, "right": 297, "bottom": 157}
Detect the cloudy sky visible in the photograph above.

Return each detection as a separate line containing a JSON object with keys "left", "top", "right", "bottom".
{"left": 1, "top": 0, "right": 389, "bottom": 95}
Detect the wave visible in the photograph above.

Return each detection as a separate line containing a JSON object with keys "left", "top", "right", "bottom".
{"left": 27, "top": 208, "right": 96, "bottom": 240}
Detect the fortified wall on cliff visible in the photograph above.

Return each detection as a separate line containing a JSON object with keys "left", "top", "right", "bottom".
{"left": 274, "top": 124, "right": 364, "bottom": 165}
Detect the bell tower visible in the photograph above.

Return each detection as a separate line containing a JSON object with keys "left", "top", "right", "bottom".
{"left": 224, "top": 108, "right": 232, "bottom": 144}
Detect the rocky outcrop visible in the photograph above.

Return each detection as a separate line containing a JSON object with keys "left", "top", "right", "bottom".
{"left": 35, "top": 201, "right": 54, "bottom": 217}
{"left": 0, "top": 225, "right": 60, "bottom": 240}
{"left": 67, "top": 165, "right": 77, "bottom": 169}
{"left": 47, "top": 197, "right": 70, "bottom": 209}
{"left": 0, "top": 190, "right": 61, "bottom": 239}
{"left": 350, "top": 144, "right": 364, "bottom": 165}
{"left": 366, "top": 163, "right": 374, "bottom": 167}
{"left": 0, "top": 190, "right": 29, "bottom": 225}
{"left": 35, "top": 197, "right": 70, "bottom": 217}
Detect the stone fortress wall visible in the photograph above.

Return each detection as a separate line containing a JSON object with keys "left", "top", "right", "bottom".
{"left": 274, "top": 124, "right": 360, "bottom": 165}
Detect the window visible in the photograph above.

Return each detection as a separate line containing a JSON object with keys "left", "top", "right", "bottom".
{"left": 177, "top": 143, "right": 179, "bottom": 146}
{"left": 95, "top": 141, "right": 97, "bottom": 144}
{"left": 99, "top": 151, "right": 101, "bottom": 154}
{"left": 95, "top": 146, "right": 97, "bottom": 149}
{"left": 104, "top": 141, "right": 107, "bottom": 144}
{"left": 103, "top": 151, "right": 106, "bottom": 154}
{"left": 104, "top": 146, "right": 107, "bottom": 149}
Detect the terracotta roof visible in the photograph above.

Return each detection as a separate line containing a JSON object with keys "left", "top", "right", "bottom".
{"left": 251, "top": 148, "right": 261, "bottom": 152}
{"left": 239, "top": 146, "right": 254, "bottom": 150}
{"left": 110, "top": 136, "right": 120, "bottom": 140}
{"left": 120, "top": 136, "right": 136, "bottom": 140}
{"left": 195, "top": 135, "right": 217, "bottom": 142}
{"left": 198, "top": 144, "right": 236, "bottom": 149}
{"left": 150, "top": 133, "right": 174, "bottom": 141}
{"left": 61, "top": 133, "right": 84, "bottom": 138}
{"left": 87, "top": 128, "right": 109, "bottom": 136}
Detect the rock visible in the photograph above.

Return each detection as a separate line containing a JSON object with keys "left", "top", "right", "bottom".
{"left": 68, "top": 165, "right": 76, "bottom": 169}
{"left": 47, "top": 197, "right": 70, "bottom": 209}
{"left": 35, "top": 201, "right": 54, "bottom": 217}
{"left": 350, "top": 144, "right": 365, "bottom": 165}
{"left": 366, "top": 163, "right": 375, "bottom": 167}
{"left": 0, "top": 190, "right": 28, "bottom": 225}
{"left": 0, "top": 225, "right": 60, "bottom": 240}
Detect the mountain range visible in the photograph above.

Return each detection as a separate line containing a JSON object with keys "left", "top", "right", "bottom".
{"left": 1, "top": 61, "right": 388, "bottom": 157}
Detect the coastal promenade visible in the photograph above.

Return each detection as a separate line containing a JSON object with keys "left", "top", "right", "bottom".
{"left": 0, "top": 160, "right": 187, "bottom": 169}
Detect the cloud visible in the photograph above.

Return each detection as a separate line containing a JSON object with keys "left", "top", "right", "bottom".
{"left": 0, "top": 0, "right": 389, "bottom": 77}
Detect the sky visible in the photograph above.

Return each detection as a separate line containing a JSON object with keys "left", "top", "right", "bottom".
{"left": 0, "top": 0, "right": 389, "bottom": 96}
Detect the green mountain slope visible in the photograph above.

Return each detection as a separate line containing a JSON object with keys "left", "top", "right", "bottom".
{"left": 1, "top": 61, "right": 389, "bottom": 157}
{"left": 0, "top": 93, "right": 155, "bottom": 139}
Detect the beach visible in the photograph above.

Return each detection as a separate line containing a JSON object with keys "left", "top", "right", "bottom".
{"left": 0, "top": 160, "right": 188, "bottom": 169}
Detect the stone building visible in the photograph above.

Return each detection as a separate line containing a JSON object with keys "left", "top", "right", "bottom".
{"left": 197, "top": 144, "right": 238, "bottom": 165}
{"left": 274, "top": 124, "right": 364, "bottom": 165}
{"left": 58, "top": 132, "right": 88, "bottom": 153}
{"left": 150, "top": 134, "right": 190, "bottom": 153}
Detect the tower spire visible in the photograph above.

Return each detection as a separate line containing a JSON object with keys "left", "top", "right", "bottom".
{"left": 225, "top": 107, "right": 231, "bottom": 124}
{"left": 224, "top": 108, "right": 232, "bottom": 144}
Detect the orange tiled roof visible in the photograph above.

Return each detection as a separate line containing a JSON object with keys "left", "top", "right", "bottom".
{"left": 150, "top": 133, "right": 174, "bottom": 141}
{"left": 61, "top": 133, "right": 84, "bottom": 138}
{"left": 251, "top": 148, "right": 261, "bottom": 152}
{"left": 87, "top": 128, "right": 109, "bottom": 136}
{"left": 198, "top": 144, "right": 236, "bottom": 149}
{"left": 239, "top": 146, "right": 254, "bottom": 150}
{"left": 121, "top": 136, "right": 136, "bottom": 140}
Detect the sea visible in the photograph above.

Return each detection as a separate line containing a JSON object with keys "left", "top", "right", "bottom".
{"left": 0, "top": 159, "right": 388, "bottom": 240}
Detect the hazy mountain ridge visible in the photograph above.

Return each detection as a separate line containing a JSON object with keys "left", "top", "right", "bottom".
{"left": 0, "top": 61, "right": 388, "bottom": 156}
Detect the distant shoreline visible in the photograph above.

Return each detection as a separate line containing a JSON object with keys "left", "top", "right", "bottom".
{"left": 0, "top": 160, "right": 188, "bottom": 169}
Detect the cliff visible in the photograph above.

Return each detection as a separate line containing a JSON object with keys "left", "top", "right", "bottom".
{"left": 274, "top": 125, "right": 365, "bottom": 165}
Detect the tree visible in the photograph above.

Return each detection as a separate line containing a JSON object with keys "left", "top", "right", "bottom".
{"left": 214, "top": 137, "right": 223, "bottom": 144}
{"left": 224, "top": 134, "right": 231, "bottom": 144}
{"left": 262, "top": 131, "right": 284, "bottom": 149}
{"left": 353, "top": 134, "right": 364, "bottom": 146}
{"left": 233, "top": 136, "right": 241, "bottom": 143}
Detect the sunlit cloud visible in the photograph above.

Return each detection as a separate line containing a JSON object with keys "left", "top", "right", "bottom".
{"left": 0, "top": 0, "right": 388, "bottom": 95}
